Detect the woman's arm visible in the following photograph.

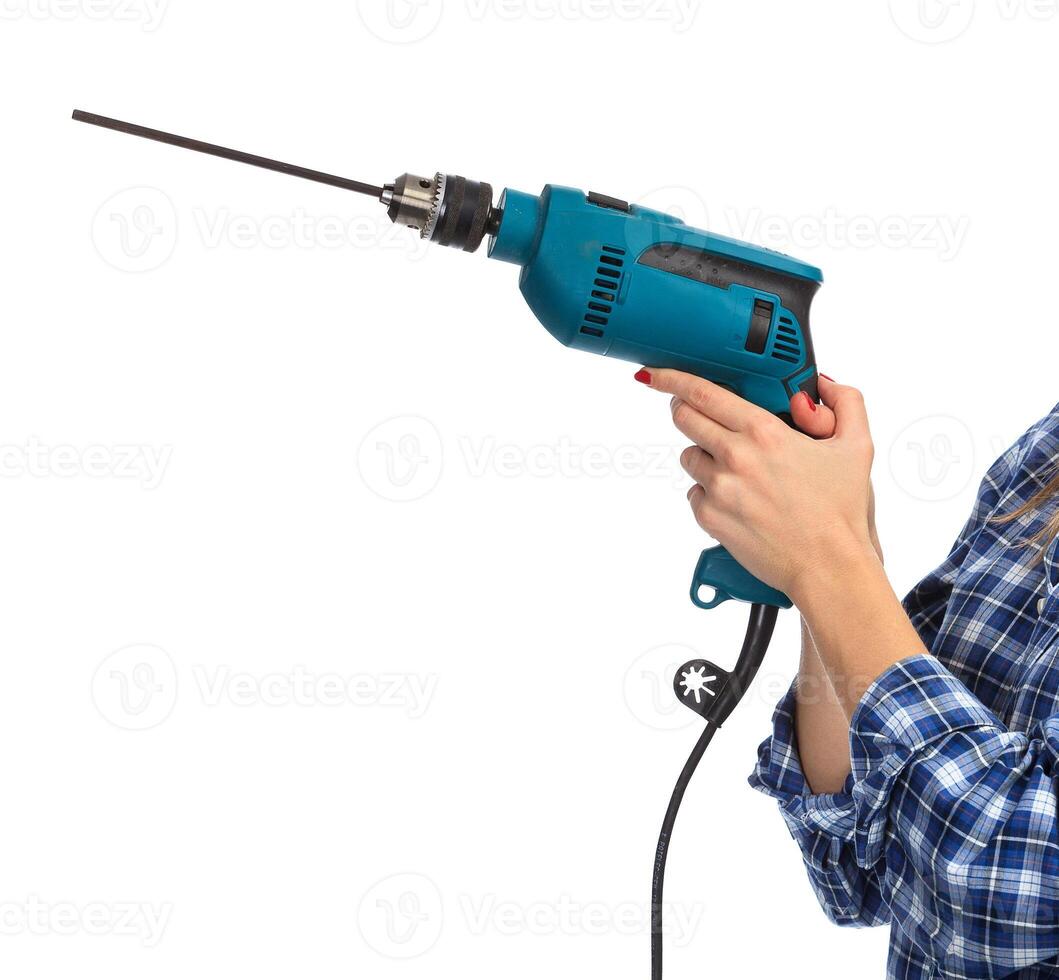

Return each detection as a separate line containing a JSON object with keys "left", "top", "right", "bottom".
{"left": 789, "top": 388, "right": 886, "bottom": 792}
{"left": 780, "top": 389, "right": 860, "bottom": 794}
{"left": 794, "top": 623, "right": 851, "bottom": 794}
{"left": 790, "top": 389, "right": 890, "bottom": 789}
{"left": 796, "top": 546, "right": 928, "bottom": 717}
{"left": 639, "top": 369, "right": 1059, "bottom": 971}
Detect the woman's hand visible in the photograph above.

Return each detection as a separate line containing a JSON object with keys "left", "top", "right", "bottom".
{"left": 788, "top": 377, "right": 883, "bottom": 563}
{"left": 637, "top": 366, "right": 927, "bottom": 715}
{"left": 636, "top": 368, "right": 878, "bottom": 604}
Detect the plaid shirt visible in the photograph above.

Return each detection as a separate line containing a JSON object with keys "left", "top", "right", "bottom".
{"left": 751, "top": 402, "right": 1059, "bottom": 979}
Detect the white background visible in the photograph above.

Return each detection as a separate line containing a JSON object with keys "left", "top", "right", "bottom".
{"left": 0, "top": 1, "right": 1055, "bottom": 977}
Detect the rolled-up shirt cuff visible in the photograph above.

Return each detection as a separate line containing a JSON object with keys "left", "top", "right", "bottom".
{"left": 849, "top": 653, "right": 1006, "bottom": 867}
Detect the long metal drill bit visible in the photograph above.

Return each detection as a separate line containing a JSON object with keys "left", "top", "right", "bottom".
{"left": 72, "top": 110, "right": 385, "bottom": 198}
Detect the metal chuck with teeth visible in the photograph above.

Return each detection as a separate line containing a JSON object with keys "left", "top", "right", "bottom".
{"left": 381, "top": 172, "right": 500, "bottom": 253}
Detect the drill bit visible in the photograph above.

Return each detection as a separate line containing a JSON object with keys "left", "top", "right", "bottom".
{"left": 73, "top": 109, "right": 500, "bottom": 253}
{"left": 71, "top": 110, "right": 385, "bottom": 199}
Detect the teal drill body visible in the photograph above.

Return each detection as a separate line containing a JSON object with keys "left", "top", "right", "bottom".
{"left": 489, "top": 185, "right": 823, "bottom": 609}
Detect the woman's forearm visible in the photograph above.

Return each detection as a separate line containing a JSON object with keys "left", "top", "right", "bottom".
{"left": 794, "top": 620, "right": 854, "bottom": 794}
{"left": 795, "top": 543, "right": 929, "bottom": 719}
{"left": 795, "top": 503, "right": 886, "bottom": 794}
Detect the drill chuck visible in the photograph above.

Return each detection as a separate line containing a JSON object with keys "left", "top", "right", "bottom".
{"left": 382, "top": 172, "right": 499, "bottom": 252}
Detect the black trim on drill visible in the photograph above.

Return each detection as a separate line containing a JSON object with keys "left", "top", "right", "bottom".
{"left": 435, "top": 176, "right": 495, "bottom": 253}
{"left": 745, "top": 299, "right": 774, "bottom": 355}
{"left": 587, "top": 191, "right": 632, "bottom": 213}
{"left": 637, "top": 243, "right": 820, "bottom": 402}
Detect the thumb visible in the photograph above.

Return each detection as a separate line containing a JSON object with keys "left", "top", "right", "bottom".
{"left": 819, "top": 376, "right": 870, "bottom": 441}
{"left": 789, "top": 389, "right": 837, "bottom": 439}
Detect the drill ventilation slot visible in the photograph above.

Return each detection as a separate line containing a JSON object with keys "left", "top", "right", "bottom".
{"left": 580, "top": 245, "right": 625, "bottom": 338}
{"left": 770, "top": 316, "right": 802, "bottom": 364}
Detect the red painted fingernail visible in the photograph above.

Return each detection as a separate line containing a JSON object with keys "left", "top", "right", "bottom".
{"left": 635, "top": 369, "right": 652, "bottom": 385}
{"left": 802, "top": 391, "right": 818, "bottom": 412}
{"left": 819, "top": 373, "right": 835, "bottom": 382}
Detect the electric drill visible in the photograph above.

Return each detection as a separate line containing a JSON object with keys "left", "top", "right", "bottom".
{"left": 71, "top": 111, "right": 825, "bottom": 979}
{"left": 384, "top": 168, "right": 820, "bottom": 610}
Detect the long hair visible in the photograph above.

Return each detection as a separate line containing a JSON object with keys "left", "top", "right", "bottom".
{"left": 993, "top": 467, "right": 1059, "bottom": 555}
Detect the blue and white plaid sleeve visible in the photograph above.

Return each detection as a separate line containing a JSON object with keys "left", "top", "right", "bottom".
{"left": 850, "top": 654, "right": 1059, "bottom": 976}
{"left": 750, "top": 406, "right": 1059, "bottom": 975}
{"left": 901, "top": 432, "right": 1029, "bottom": 654}
{"left": 750, "top": 683, "right": 890, "bottom": 928}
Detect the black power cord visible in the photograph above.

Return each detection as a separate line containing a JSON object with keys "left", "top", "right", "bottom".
{"left": 651, "top": 603, "right": 780, "bottom": 980}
